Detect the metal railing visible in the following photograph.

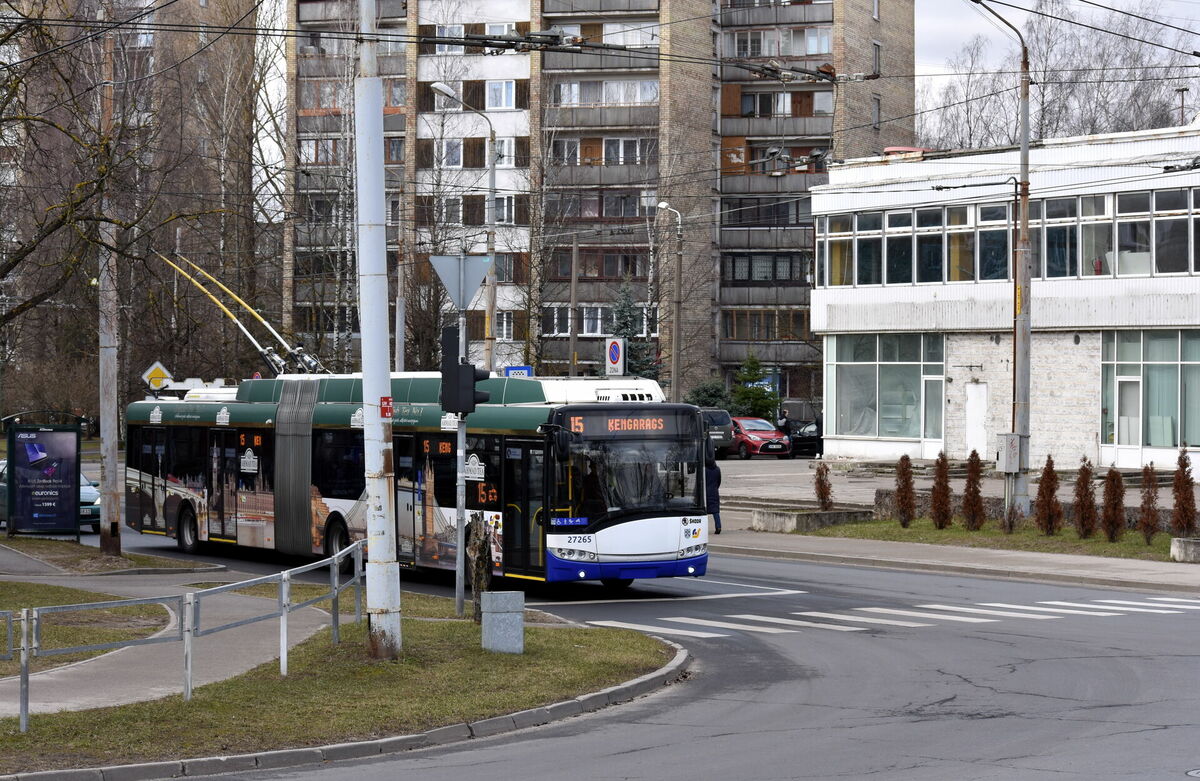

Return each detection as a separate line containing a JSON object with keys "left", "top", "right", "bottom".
{"left": 10, "top": 540, "right": 364, "bottom": 733}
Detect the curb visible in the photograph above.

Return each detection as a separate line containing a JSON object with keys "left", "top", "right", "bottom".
{"left": 709, "top": 543, "right": 1200, "bottom": 594}
{"left": 87, "top": 564, "right": 227, "bottom": 576}
{"left": 9, "top": 641, "right": 691, "bottom": 780}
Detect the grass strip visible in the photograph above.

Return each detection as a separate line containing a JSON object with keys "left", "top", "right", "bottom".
{"left": 1, "top": 537, "right": 199, "bottom": 573}
{"left": 0, "top": 582, "right": 168, "bottom": 677}
{"left": 800, "top": 515, "right": 1175, "bottom": 561}
{"left": 0, "top": 619, "right": 668, "bottom": 774}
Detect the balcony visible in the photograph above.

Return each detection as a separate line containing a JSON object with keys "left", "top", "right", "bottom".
{"left": 542, "top": 224, "right": 652, "bottom": 246}
{"left": 719, "top": 340, "right": 821, "bottom": 366}
{"left": 544, "top": 105, "right": 659, "bottom": 130}
{"left": 720, "top": 172, "right": 825, "bottom": 194}
{"left": 719, "top": 226, "right": 814, "bottom": 250}
{"left": 546, "top": 163, "right": 659, "bottom": 188}
{"left": 719, "top": 115, "right": 833, "bottom": 137}
{"left": 299, "top": 0, "right": 403, "bottom": 22}
{"left": 720, "top": 58, "right": 832, "bottom": 83}
{"left": 542, "top": 49, "right": 659, "bottom": 72}
{"left": 719, "top": 285, "right": 810, "bottom": 306}
{"left": 543, "top": 0, "right": 657, "bottom": 13}
{"left": 718, "top": 3, "right": 832, "bottom": 27}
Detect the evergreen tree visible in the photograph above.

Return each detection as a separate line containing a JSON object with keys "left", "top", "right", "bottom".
{"left": 729, "top": 353, "right": 780, "bottom": 419}
{"left": 611, "top": 278, "right": 658, "bottom": 378}
{"left": 684, "top": 380, "right": 732, "bottom": 409}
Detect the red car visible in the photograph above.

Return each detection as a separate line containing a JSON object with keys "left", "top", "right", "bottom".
{"left": 731, "top": 417, "right": 792, "bottom": 459}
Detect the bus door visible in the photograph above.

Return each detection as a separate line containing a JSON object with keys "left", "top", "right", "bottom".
{"left": 137, "top": 427, "right": 167, "bottom": 532}
{"left": 208, "top": 429, "right": 239, "bottom": 542}
{"left": 394, "top": 434, "right": 417, "bottom": 566}
{"left": 501, "top": 439, "right": 545, "bottom": 575}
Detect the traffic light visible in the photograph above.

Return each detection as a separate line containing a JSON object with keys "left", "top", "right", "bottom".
{"left": 453, "top": 362, "right": 491, "bottom": 415}
{"left": 439, "top": 325, "right": 491, "bottom": 414}
{"left": 439, "top": 326, "right": 459, "bottom": 411}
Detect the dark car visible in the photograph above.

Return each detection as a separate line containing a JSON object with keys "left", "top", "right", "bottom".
{"left": 731, "top": 417, "right": 792, "bottom": 459}
{"left": 701, "top": 408, "right": 734, "bottom": 459}
{"left": 787, "top": 419, "right": 823, "bottom": 458}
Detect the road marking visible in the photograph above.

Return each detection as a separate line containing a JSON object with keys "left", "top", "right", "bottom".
{"left": 1094, "top": 599, "right": 1200, "bottom": 610}
{"left": 854, "top": 607, "right": 997, "bottom": 623}
{"left": 979, "top": 603, "right": 1122, "bottom": 616}
{"left": 1147, "top": 597, "right": 1200, "bottom": 604}
{"left": 659, "top": 617, "right": 797, "bottom": 633}
{"left": 916, "top": 604, "right": 1059, "bottom": 619}
{"left": 531, "top": 588, "right": 806, "bottom": 607}
{"left": 725, "top": 614, "right": 867, "bottom": 631}
{"left": 795, "top": 611, "right": 932, "bottom": 627}
{"left": 1038, "top": 601, "right": 1183, "bottom": 614}
{"left": 588, "top": 620, "right": 727, "bottom": 639}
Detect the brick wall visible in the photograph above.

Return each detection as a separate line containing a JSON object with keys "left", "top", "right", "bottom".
{"left": 833, "top": 0, "right": 915, "bottom": 160}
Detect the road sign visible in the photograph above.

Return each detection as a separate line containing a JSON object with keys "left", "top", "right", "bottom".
{"left": 504, "top": 366, "right": 533, "bottom": 378}
{"left": 605, "top": 338, "right": 626, "bottom": 376}
{"left": 380, "top": 396, "right": 393, "bottom": 418}
{"left": 430, "top": 255, "right": 494, "bottom": 310}
{"left": 465, "top": 453, "right": 485, "bottom": 481}
{"left": 141, "top": 361, "right": 173, "bottom": 390}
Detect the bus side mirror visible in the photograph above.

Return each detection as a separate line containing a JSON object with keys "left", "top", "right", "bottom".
{"left": 554, "top": 430, "right": 571, "bottom": 459}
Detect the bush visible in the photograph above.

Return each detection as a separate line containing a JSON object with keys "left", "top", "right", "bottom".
{"left": 1101, "top": 466, "right": 1126, "bottom": 543}
{"left": 814, "top": 462, "right": 833, "bottom": 511}
{"left": 1034, "top": 454, "right": 1062, "bottom": 535}
{"left": 895, "top": 455, "right": 915, "bottom": 528}
{"left": 930, "top": 452, "right": 952, "bottom": 530}
{"left": 961, "top": 450, "right": 985, "bottom": 531}
{"left": 1138, "top": 463, "right": 1159, "bottom": 545}
{"left": 1171, "top": 449, "right": 1196, "bottom": 538}
{"left": 1073, "top": 457, "right": 1097, "bottom": 539}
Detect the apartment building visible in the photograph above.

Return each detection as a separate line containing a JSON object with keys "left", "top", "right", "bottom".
{"left": 286, "top": 0, "right": 914, "bottom": 396}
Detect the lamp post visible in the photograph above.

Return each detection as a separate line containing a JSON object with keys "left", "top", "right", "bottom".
{"left": 971, "top": 0, "right": 1031, "bottom": 516}
{"left": 656, "top": 201, "right": 683, "bottom": 402}
{"left": 431, "top": 81, "right": 498, "bottom": 371}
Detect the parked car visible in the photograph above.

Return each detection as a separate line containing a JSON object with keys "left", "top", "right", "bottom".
{"left": 0, "top": 460, "right": 102, "bottom": 533}
{"left": 731, "top": 417, "right": 792, "bottom": 459}
{"left": 700, "top": 408, "right": 734, "bottom": 459}
{"left": 787, "top": 419, "right": 823, "bottom": 458}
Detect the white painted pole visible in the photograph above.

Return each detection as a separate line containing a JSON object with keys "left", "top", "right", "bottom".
{"left": 356, "top": 0, "right": 401, "bottom": 656}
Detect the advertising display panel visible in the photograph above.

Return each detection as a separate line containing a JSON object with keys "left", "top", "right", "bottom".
{"left": 5, "top": 425, "right": 81, "bottom": 535}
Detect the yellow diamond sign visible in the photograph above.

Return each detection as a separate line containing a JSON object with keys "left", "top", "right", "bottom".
{"left": 141, "top": 361, "right": 173, "bottom": 390}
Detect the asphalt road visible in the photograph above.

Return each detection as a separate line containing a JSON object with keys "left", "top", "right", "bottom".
{"left": 186, "top": 554, "right": 1197, "bottom": 781}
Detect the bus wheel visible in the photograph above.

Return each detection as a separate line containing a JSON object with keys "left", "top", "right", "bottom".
{"left": 177, "top": 507, "right": 199, "bottom": 554}
{"left": 600, "top": 578, "right": 633, "bottom": 591}
{"left": 324, "top": 519, "right": 352, "bottom": 574}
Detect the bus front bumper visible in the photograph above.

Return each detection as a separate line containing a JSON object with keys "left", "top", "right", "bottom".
{"left": 545, "top": 553, "right": 708, "bottom": 583}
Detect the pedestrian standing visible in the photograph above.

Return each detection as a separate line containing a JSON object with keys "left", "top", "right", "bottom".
{"left": 705, "top": 457, "right": 722, "bottom": 534}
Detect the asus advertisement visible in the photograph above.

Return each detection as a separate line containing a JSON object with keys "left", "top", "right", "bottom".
{"left": 6, "top": 425, "right": 81, "bottom": 534}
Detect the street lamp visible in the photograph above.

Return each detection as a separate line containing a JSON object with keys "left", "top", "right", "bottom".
{"left": 430, "top": 81, "right": 498, "bottom": 372}
{"left": 656, "top": 201, "right": 683, "bottom": 403}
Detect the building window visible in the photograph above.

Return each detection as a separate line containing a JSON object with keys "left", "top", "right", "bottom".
{"left": 385, "top": 137, "right": 405, "bottom": 164}
{"left": 722, "top": 253, "right": 810, "bottom": 286}
{"left": 491, "top": 137, "right": 515, "bottom": 167}
{"left": 491, "top": 195, "right": 516, "bottom": 224}
{"left": 740, "top": 92, "right": 790, "bottom": 118}
{"left": 871, "top": 96, "right": 882, "bottom": 129}
{"left": 551, "top": 80, "right": 658, "bottom": 106}
{"left": 805, "top": 26, "right": 831, "bottom": 55}
{"left": 436, "top": 139, "right": 462, "bottom": 168}
{"left": 486, "top": 22, "right": 515, "bottom": 53}
{"left": 1101, "top": 330, "right": 1200, "bottom": 448}
{"left": 298, "top": 79, "right": 343, "bottom": 111}
{"left": 603, "top": 137, "right": 658, "bottom": 165}
{"left": 873, "top": 0, "right": 880, "bottom": 19}
{"left": 384, "top": 79, "right": 406, "bottom": 108}
{"left": 433, "top": 81, "right": 463, "bottom": 112}
{"left": 722, "top": 197, "right": 803, "bottom": 227}
{"left": 828, "top": 333, "right": 944, "bottom": 439}
{"left": 872, "top": 42, "right": 882, "bottom": 75}
{"left": 496, "top": 311, "right": 514, "bottom": 340}
{"left": 299, "top": 138, "right": 341, "bottom": 165}
{"left": 814, "top": 91, "right": 834, "bottom": 116}
{"left": 721, "top": 310, "right": 808, "bottom": 341}
{"left": 486, "top": 80, "right": 516, "bottom": 110}
{"left": 603, "top": 21, "right": 660, "bottom": 47}
{"left": 550, "top": 139, "right": 579, "bottom": 165}
{"left": 435, "top": 25, "right": 464, "bottom": 54}
{"left": 493, "top": 253, "right": 515, "bottom": 283}
{"left": 387, "top": 196, "right": 401, "bottom": 225}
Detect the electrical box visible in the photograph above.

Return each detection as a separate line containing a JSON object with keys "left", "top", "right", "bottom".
{"left": 997, "top": 433, "right": 1022, "bottom": 473}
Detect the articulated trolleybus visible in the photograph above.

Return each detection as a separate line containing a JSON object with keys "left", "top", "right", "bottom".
{"left": 125, "top": 373, "right": 709, "bottom": 587}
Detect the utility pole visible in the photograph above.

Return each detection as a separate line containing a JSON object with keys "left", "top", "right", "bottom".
{"left": 973, "top": 0, "right": 1030, "bottom": 516}
{"left": 568, "top": 234, "right": 579, "bottom": 376}
{"left": 455, "top": 260, "right": 467, "bottom": 616}
{"left": 1177, "top": 86, "right": 1190, "bottom": 125}
{"left": 97, "top": 7, "right": 121, "bottom": 557}
{"left": 656, "top": 202, "right": 684, "bottom": 403}
{"left": 355, "top": 0, "right": 401, "bottom": 656}
{"left": 483, "top": 128, "right": 497, "bottom": 372}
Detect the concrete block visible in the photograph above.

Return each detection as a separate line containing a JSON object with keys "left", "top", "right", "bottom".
{"left": 18, "top": 770, "right": 102, "bottom": 781}
{"left": 320, "top": 741, "right": 381, "bottom": 761}
{"left": 101, "top": 762, "right": 183, "bottom": 781}
{"left": 422, "top": 723, "right": 471, "bottom": 745}
{"left": 575, "top": 690, "right": 609, "bottom": 712}
{"left": 376, "top": 734, "right": 429, "bottom": 755}
{"left": 510, "top": 707, "right": 552, "bottom": 729}
{"left": 752, "top": 508, "right": 874, "bottom": 532}
{"left": 544, "top": 699, "right": 583, "bottom": 721}
{"left": 182, "top": 756, "right": 257, "bottom": 776}
{"left": 252, "top": 748, "right": 324, "bottom": 770}
{"left": 481, "top": 591, "right": 524, "bottom": 654}
{"left": 1171, "top": 538, "right": 1200, "bottom": 562}
{"left": 468, "top": 715, "right": 516, "bottom": 737}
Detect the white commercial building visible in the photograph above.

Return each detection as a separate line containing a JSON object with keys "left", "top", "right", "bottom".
{"left": 811, "top": 123, "right": 1200, "bottom": 469}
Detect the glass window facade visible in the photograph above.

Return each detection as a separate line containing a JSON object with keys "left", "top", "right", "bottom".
{"left": 1101, "top": 330, "right": 1200, "bottom": 448}
{"left": 829, "top": 334, "right": 944, "bottom": 440}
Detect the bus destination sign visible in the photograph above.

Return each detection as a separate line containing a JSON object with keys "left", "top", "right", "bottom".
{"left": 566, "top": 411, "right": 690, "bottom": 437}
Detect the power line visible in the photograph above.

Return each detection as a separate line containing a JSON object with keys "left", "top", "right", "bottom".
{"left": 984, "top": 0, "right": 1200, "bottom": 58}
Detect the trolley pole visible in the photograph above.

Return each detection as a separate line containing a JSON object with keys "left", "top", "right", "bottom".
{"left": 97, "top": 8, "right": 121, "bottom": 557}
{"left": 355, "top": 0, "right": 401, "bottom": 656}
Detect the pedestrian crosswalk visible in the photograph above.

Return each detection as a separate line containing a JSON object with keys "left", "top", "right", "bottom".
{"left": 585, "top": 596, "right": 1197, "bottom": 640}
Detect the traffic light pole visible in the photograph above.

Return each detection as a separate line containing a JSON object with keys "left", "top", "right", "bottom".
{"left": 455, "top": 258, "right": 468, "bottom": 617}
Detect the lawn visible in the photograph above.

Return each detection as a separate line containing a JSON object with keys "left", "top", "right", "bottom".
{"left": 0, "top": 617, "right": 669, "bottom": 774}
{"left": 801, "top": 515, "right": 1177, "bottom": 561}
{"left": 1, "top": 537, "right": 200, "bottom": 573}
{"left": 183, "top": 581, "right": 481, "bottom": 619}
{"left": 0, "top": 582, "right": 168, "bottom": 677}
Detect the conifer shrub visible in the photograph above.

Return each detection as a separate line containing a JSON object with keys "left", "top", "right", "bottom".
{"left": 895, "top": 455, "right": 915, "bottom": 528}
{"left": 930, "top": 452, "right": 952, "bottom": 530}
{"left": 1138, "top": 463, "right": 1159, "bottom": 545}
{"left": 1034, "top": 454, "right": 1062, "bottom": 535}
{"left": 1073, "top": 457, "right": 1097, "bottom": 539}
{"left": 961, "top": 449, "right": 985, "bottom": 531}
{"left": 1101, "top": 466, "right": 1126, "bottom": 543}
{"left": 814, "top": 462, "right": 833, "bottom": 511}
{"left": 1171, "top": 449, "right": 1196, "bottom": 538}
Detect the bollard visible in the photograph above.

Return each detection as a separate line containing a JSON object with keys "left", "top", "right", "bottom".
{"left": 279, "top": 572, "right": 290, "bottom": 677}
{"left": 330, "top": 552, "right": 341, "bottom": 645}
{"left": 18, "top": 608, "right": 29, "bottom": 733}
{"left": 183, "top": 593, "right": 195, "bottom": 701}
{"left": 480, "top": 591, "right": 524, "bottom": 654}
